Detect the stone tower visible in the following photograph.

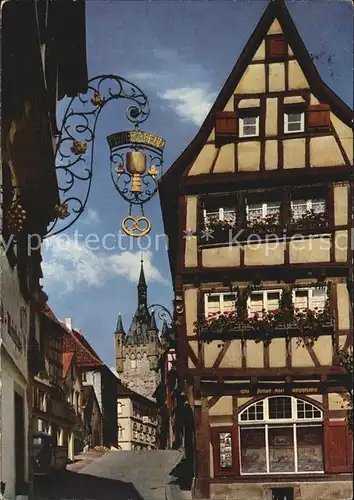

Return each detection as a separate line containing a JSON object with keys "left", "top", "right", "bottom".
{"left": 114, "top": 259, "right": 160, "bottom": 399}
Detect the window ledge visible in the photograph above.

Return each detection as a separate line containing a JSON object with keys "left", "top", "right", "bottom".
{"left": 199, "top": 319, "right": 334, "bottom": 340}
{"left": 211, "top": 473, "right": 353, "bottom": 483}
{"left": 198, "top": 224, "right": 343, "bottom": 248}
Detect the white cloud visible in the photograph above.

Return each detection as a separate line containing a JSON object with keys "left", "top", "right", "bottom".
{"left": 80, "top": 208, "right": 100, "bottom": 225}
{"left": 128, "top": 48, "right": 216, "bottom": 125}
{"left": 41, "top": 236, "right": 167, "bottom": 294}
{"left": 159, "top": 87, "right": 216, "bottom": 125}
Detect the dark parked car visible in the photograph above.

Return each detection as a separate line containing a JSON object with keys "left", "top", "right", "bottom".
{"left": 33, "top": 432, "right": 67, "bottom": 476}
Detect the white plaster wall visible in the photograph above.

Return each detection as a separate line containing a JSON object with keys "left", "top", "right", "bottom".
{"left": 0, "top": 253, "right": 29, "bottom": 381}
{"left": 1, "top": 351, "right": 29, "bottom": 500}
{"left": 84, "top": 371, "right": 102, "bottom": 412}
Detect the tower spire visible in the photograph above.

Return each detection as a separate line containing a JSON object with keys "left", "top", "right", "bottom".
{"left": 137, "top": 254, "right": 147, "bottom": 307}
{"left": 138, "top": 254, "right": 147, "bottom": 287}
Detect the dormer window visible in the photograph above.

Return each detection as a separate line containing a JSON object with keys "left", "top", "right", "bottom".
{"left": 239, "top": 115, "right": 259, "bottom": 138}
{"left": 284, "top": 110, "right": 305, "bottom": 133}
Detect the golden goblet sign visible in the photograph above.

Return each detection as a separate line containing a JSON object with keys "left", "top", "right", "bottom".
{"left": 108, "top": 129, "right": 165, "bottom": 237}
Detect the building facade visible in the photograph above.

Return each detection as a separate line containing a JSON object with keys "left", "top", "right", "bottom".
{"left": 63, "top": 320, "right": 118, "bottom": 447}
{"left": 115, "top": 260, "right": 161, "bottom": 400}
{"left": 117, "top": 384, "right": 159, "bottom": 451}
{"left": 82, "top": 386, "right": 102, "bottom": 448}
{"left": 62, "top": 352, "right": 84, "bottom": 459}
{"left": 32, "top": 310, "right": 78, "bottom": 464}
{"left": 159, "top": 1, "right": 353, "bottom": 499}
{"left": 1, "top": 2, "right": 87, "bottom": 499}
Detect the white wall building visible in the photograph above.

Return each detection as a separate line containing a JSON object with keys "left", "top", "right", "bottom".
{"left": 117, "top": 385, "right": 158, "bottom": 451}
{"left": 0, "top": 266, "right": 30, "bottom": 500}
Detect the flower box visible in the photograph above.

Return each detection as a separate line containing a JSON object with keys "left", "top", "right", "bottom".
{"left": 196, "top": 307, "right": 334, "bottom": 343}
{"left": 288, "top": 209, "right": 327, "bottom": 229}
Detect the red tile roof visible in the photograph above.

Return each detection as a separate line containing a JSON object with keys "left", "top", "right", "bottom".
{"left": 42, "top": 304, "right": 103, "bottom": 369}
{"left": 42, "top": 305, "right": 65, "bottom": 330}
{"left": 62, "top": 352, "right": 74, "bottom": 377}
{"left": 62, "top": 327, "right": 103, "bottom": 369}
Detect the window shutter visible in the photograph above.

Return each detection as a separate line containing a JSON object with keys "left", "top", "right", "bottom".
{"left": 268, "top": 35, "right": 287, "bottom": 59}
{"left": 215, "top": 112, "right": 237, "bottom": 137}
{"left": 307, "top": 104, "right": 331, "bottom": 131}
{"left": 324, "top": 420, "right": 353, "bottom": 473}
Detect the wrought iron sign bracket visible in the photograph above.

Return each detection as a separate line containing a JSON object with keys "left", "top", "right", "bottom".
{"left": 44, "top": 74, "right": 165, "bottom": 239}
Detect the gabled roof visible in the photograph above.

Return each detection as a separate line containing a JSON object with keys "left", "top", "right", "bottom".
{"left": 62, "top": 327, "right": 103, "bottom": 369}
{"left": 159, "top": 0, "right": 352, "bottom": 193}
{"left": 41, "top": 305, "right": 66, "bottom": 334}
{"left": 41, "top": 304, "right": 103, "bottom": 368}
{"left": 159, "top": 0, "right": 353, "bottom": 277}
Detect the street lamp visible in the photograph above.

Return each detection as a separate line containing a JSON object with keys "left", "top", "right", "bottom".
{"left": 46, "top": 74, "right": 165, "bottom": 238}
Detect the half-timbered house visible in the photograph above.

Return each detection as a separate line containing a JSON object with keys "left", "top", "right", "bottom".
{"left": 159, "top": 1, "right": 353, "bottom": 499}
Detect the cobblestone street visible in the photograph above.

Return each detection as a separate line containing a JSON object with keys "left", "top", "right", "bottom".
{"left": 33, "top": 450, "right": 183, "bottom": 500}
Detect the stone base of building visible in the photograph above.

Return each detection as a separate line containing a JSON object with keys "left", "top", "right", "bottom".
{"left": 209, "top": 479, "right": 353, "bottom": 500}
{"left": 192, "top": 477, "right": 210, "bottom": 499}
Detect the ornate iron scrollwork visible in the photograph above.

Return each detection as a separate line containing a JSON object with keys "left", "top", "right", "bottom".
{"left": 148, "top": 304, "right": 173, "bottom": 326}
{"left": 45, "top": 74, "right": 161, "bottom": 238}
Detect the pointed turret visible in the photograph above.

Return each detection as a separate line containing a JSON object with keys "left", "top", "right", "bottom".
{"left": 149, "top": 310, "right": 157, "bottom": 331}
{"left": 115, "top": 313, "right": 125, "bottom": 373}
{"left": 148, "top": 310, "right": 158, "bottom": 343}
{"left": 115, "top": 313, "right": 125, "bottom": 336}
{"left": 160, "top": 319, "right": 169, "bottom": 346}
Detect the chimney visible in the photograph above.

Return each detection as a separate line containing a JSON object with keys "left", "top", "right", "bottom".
{"left": 65, "top": 318, "right": 72, "bottom": 331}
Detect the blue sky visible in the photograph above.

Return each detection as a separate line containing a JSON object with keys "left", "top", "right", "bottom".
{"left": 41, "top": 0, "right": 353, "bottom": 370}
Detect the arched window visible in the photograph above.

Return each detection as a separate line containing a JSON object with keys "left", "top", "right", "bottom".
{"left": 137, "top": 353, "right": 142, "bottom": 367}
{"left": 238, "top": 396, "right": 323, "bottom": 475}
{"left": 130, "top": 354, "right": 136, "bottom": 369}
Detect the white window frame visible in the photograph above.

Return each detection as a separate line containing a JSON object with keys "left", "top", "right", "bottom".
{"left": 246, "top": 201, "right": 281, "bottom": 222}
{"left": 239, "top": 115, "right": 259, "bottom": 138}
{"left": 292, "top": 286, "right": 327, "bottom": 312}
{"left": 204, "top": 292, "right": 236, "bottom": 317}
{"left": 284, "top": 111, "right": 305, "bottom": 134}
{"left": 203, "top": 207, "right": 236, "bottom": 225}
{"left": 247, "top": 289, "right": 282, "bottom": 317}
{"left": 238, "top": 396, "right": 323, "bottom": 475}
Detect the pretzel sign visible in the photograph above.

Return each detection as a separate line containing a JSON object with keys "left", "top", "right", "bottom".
{"left": 121, "top": 215, "right": 151, "bottom": 237}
